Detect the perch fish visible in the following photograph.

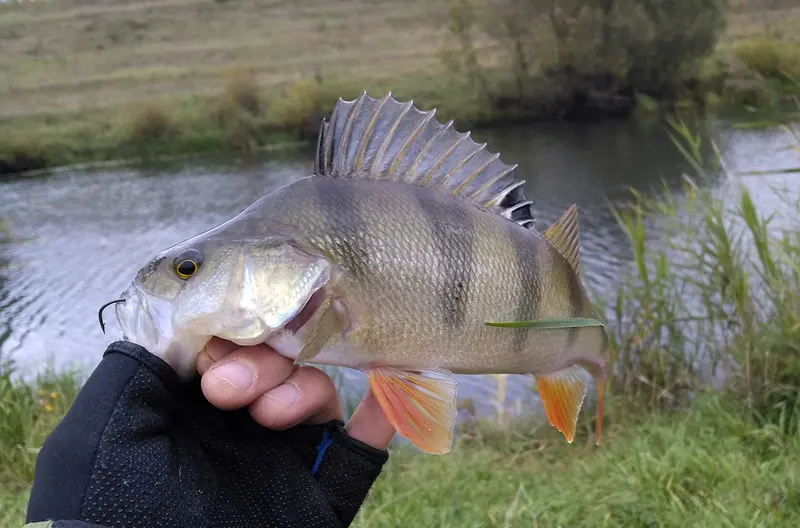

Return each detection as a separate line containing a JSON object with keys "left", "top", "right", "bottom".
{"left": 111, "top": 92, "right": 609, "bottom": 454}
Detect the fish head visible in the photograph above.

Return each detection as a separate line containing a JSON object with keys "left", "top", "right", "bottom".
{"left": 114, "top": 230, "right": 332, "bottom": 379}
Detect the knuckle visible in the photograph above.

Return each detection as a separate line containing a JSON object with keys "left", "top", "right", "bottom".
{"left": 249, "top": 399, "right": 297, "bottom": 430}
{"left": 245, "top": 347, "right": 294, "bottom": 376}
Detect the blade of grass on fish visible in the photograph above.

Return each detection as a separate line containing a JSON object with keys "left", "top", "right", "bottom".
{"left": 741, "top": 167, "right": 800, "bottom": 176}
{"left": 484, "top": 317, "right": 605, "bottom": 329}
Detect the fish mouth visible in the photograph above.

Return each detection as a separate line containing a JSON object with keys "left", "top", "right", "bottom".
{"left": 114, "top": 285, "right": 211, "bottom": 379}
{"left": 114, "top": 285, "right": 177, "bottom": 355}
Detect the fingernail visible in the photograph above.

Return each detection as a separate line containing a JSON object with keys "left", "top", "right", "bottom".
{"left": 211, "top": 360, "right": 254, "bottom": 391}
{"left": 203, "top": 338, "right": 238, "bottom": 361}
{"left": 266, "top": 383, "right": 298, "bottom": 407}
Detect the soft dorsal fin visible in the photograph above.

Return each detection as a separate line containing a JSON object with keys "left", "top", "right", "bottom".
{"left": 313, "top": 91, "right": 536, "bottom": 229}
{"left": 544, "top": 204, "right": 580, "bottom": 272}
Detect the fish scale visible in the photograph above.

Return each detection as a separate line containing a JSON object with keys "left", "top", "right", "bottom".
{"left": 115, "top": 92, "right": 609, "bottom": 456}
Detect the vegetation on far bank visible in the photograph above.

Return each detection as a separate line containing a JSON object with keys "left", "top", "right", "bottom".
{"left": 1, "top": 0, "right": 800, "bottom": 174}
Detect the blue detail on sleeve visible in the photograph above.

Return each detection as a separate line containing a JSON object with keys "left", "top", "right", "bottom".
{"left": 311, "top": 430, "right": 335, "bottom": 476}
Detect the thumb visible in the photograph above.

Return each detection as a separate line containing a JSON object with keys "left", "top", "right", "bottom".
{"left": 344, "top": 388, "right": 395, "bottom": 450}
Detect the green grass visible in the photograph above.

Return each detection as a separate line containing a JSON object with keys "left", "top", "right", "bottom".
{"left": 2, "top": 379, "right": 796, "bottom": 527}
{"left": 0, "top": 365, "right": 82, "bottom": 527}
{"left": 353, "top": 394, "right": 800, "bottom": 527}
{"left": 0, "top": 71, "right": 488, "bottom": 174}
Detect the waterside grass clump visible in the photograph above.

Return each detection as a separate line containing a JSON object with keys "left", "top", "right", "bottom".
{"left": 734, "top": 38, "right": 800, "bottom": 81}
{"left": 354, "top": 394, "right": 800, "bottom": 526}
{"left": 605, "top": 117, "right": 800, "bottom": 432}
{"left": 0, "top": 364, "right": 82, "bottom": 500}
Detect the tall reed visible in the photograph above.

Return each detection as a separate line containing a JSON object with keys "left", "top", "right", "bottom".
{"left": 602, "top": 107, "right": 800, "bottom": 433}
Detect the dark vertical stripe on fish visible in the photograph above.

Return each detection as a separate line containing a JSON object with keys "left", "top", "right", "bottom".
{"left": 509, "top": 222, "right": 540, "bottom": 355}
{"left": 314, "top": 181, "right": 371, "bottom": 281}
{"left": 415, "top": 191, "right": 474, "bottom": 330}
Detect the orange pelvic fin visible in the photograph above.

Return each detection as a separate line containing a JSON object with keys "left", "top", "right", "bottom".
{"left": 366, "top": 366, "right": 458, "bottom": 455}
{"left": 534, "top": 366, "right": 589, "bottom": 444}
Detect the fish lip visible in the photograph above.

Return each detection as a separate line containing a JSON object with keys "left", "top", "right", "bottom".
{"left": 114, "top": 285, "right": 138, "bottom": 340}
{"left": 114, "top": 284, "right": 176, "bottom": 353}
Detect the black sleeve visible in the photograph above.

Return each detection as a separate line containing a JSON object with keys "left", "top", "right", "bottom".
{"left": 26, "top": 341, "right": 388, "bottom": 528}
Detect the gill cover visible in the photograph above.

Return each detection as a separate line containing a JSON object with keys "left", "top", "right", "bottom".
{"left": 177, "top": 240, "right": 334, "bottom": 346}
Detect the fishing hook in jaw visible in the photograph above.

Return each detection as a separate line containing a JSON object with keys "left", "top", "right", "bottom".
{"left": 98, "top": 299, "right": 125, "bottom": 334}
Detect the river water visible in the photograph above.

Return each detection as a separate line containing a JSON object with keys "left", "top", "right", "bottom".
{"left": 1, "top": 117, "right": 798, "bottom": 415}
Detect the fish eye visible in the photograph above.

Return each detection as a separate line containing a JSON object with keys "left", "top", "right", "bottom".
{"left": 173, "top": 249, "right": 203, "bottom": 280}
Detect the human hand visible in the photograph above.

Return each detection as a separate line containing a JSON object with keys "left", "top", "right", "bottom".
{"left": 196, "top": 337, "right": 396, "bottom": 450}
{"left": 26, "top": 340, "right": 394, "bottom": 528}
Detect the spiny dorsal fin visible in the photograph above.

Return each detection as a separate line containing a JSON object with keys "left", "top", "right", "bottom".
{"left": 314, "top": 91, "right": 536, "bottom": 229}
{"left": 544, "top": 204, "right": 580, "bottom": 272}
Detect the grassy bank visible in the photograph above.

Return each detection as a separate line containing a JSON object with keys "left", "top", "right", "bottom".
{"left": 355, "top": 394, "right": 800, "bottom": 526}
{"left": 1, "top": 0, "right": 800, "bottom": 174}
{"left": 0, "top": 367, "right": 82, "bottom": 527}
{"left": 1, "top": 379, "right": 796, "bottom": 527}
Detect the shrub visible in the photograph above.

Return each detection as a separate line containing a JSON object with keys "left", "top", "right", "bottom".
{"left": 734, "top": 37, "right": 800, "bottom": 81}
{"left": 268, "top": 78, "right": 337, "bottom": 139}
{"left": 122, "top": 101, "right": 178, "bottom": 150}
{"left": 212, "top": 69, "right": 267, "bottom": 153}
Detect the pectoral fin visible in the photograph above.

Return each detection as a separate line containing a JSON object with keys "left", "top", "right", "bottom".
{"left": 366, "top": 366, "right": 458, "bottom": 455}
{"left": 534, "top": 366, "right": 589, "bottom": 444}
{"left": 294, "top": 297, "right": 344, "bottom": 365}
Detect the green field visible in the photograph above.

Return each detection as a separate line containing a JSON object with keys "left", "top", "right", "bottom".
{"left": 0, "top": 0, "right": 452, "bottom": 120}
{"left": 1, "top": 0, "right": 798, "bottom": 119}
{"left": 2, "top": 387, "right": 798, "bottom": 527}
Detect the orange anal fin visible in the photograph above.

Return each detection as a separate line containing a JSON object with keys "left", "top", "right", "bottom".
{"left": 535, "top": 366, "right": 589, "bottom": 444}
{"left": 366, "top": 367, "right": 457, "bottom": 455}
